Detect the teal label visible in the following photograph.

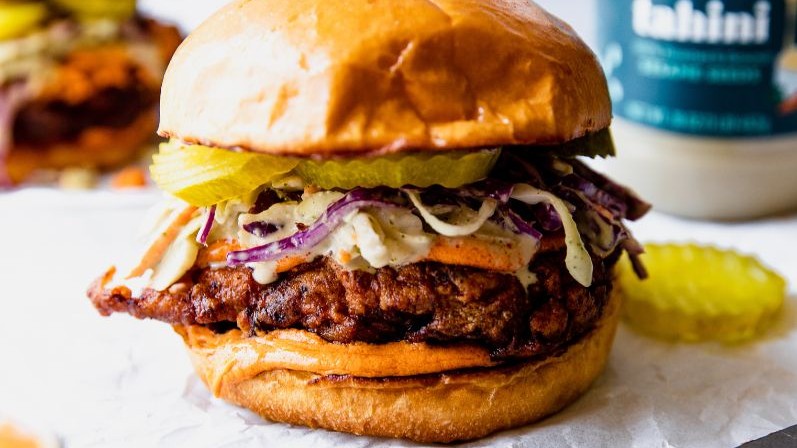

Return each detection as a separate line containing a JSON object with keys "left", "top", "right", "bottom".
{"left": 598, "top": 0, "right": 797, "bottom": 137}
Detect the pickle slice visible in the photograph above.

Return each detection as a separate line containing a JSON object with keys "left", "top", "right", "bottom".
{"left": 618, "top": 244, "right": 787, "bottom": 343}
{"left": 150, "top": 141, "right": 300, "bottom": 207}
{"left": 152, "top": 142, "right": 501, "bottom": 204}
{"left": 0, "top": 2, "right": 47, "bottom": 41}
{"left": 295, "top": 148, "right": 501, "bottom": 190}
{"left": 50, "top": 0, "right": 136, "bottom": 20}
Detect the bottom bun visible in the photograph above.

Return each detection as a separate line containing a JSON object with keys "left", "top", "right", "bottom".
{"left": 180, "top": 289, "right": 620, "bottom": 443}
{"left": 7, "top": 109, "right": 157, "bottom": 183}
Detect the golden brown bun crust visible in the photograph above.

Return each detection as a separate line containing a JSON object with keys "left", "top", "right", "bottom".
{"left": 179, "top": 289, "right": 620, "bottom": 443}
{"left": 7, "top": 109, "right": 156, "bottom": 183}
{"left": 159, "top": 0, "right": 611, "bottom": 157}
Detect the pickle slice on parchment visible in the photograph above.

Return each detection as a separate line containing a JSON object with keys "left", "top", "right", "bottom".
{"left": 618, "top": 243, "right": 787, "bottom": 343}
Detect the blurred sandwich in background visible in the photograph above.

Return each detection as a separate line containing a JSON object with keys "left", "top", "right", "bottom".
{"left": 0, "top": 0, "right": 181, "bottom": 187}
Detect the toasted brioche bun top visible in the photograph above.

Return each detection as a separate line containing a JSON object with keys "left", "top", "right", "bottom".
{"left": 158, "top": 0, "right": 611, "bottom": 157}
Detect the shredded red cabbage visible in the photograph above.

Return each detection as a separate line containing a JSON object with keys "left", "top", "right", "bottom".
{"left": 497, "top": 155, "right": 649, "bottom": 279}
{"left": 554, "top": 168, "right": 648, "bottom": 278}
{"left": 462, "top": 181, "right": 563, "bottom": 236}
{"left": 196, "top": 205, "right": 216, "bottom": 245}
{"left": 531, "top": 203, "right": 563, "bottom": 231}
{"left": 504, "top": 208, "right": 543, "bottom": 240}
{"left": 249, "top": 189, "right": 288, "bottom": 214}
{"left": 568, "top": 159, "right": 651, "bottom": 220}
{"left": 227, "top": 189, "right": 400, "bottom": 265}
{"left": 622, "top": 238, "right": 648, "bottom": 279}
{"left": 405, "top": 180, "right": 514, "bottom": 206}
{"left": 243, "top": 221, "right": 281, "bottom": 238}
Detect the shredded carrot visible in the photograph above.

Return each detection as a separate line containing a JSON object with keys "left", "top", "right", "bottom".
{"left": 128, "top": 205, "right": 198, "bottom": 278}
{"left": 196, "top": 240, "right": 243, "bottom": 268}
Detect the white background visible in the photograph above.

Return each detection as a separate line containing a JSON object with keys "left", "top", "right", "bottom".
{"left": 138, "top": 0, "right": 598, "bottom": 47}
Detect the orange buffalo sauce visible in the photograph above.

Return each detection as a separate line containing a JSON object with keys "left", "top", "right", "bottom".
{"left": 426, "top": 236, "right": 531, "bottom": 273}
{"left": 177, "top": 326, "right": 497, "bottom": 394}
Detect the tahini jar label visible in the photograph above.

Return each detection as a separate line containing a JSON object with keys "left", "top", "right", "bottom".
{"left": 597, "top": 0, "right": 797, "bottom": 137}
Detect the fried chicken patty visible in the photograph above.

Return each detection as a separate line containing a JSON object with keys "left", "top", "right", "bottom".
{"left": 89, "top": 241, "right": 615, "bottom": 360}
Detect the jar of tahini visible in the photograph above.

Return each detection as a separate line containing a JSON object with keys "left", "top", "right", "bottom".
{"left": 596, "top": 0, "right": 797, "bottom": 219}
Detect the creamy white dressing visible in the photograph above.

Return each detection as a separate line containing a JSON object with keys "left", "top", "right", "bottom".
{"left": 150, "top": 216, "right": 202, "bottom": 291}
{"left": 295, "top": 191, "right": 344, "bottom": 224}
{"left": 237, "top": 203, "right": 298, "bottom": 247}
{"left": 510, "top": 184, "right": 594, "bottom": 287}
{"left": 514, "top": 233, "right": 540, "bottom": 267}
{"left": 348, "top": 208, "right": 433, "bottom": 268}
{"left": 115, "top": 198, "right": 203, "bottom": 293}
{"left": 586, "top": 210, "right": 617, "bottom": 256}
{"left": 514, "top": 266, "right": 539, "bottom": 290}
{"left": 271, "top": 174, "right": 305, "bottom": 191}
{"left": 349, "top": 213, "right": 390, "bottom": 268}
{"left": 240, "top": 191, "right": 433, "bottom": 283}
{"left": 127, "top": 200, "right": 189, "bottom": 274}
{"left": 238, "top": 191, "right": 337, "bottom": 283}
{"left": 407, "top": 191, "right": 498, "bottom": 237}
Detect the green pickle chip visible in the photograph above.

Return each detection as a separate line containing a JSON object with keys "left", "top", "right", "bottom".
{"left": 150, "top": 142, "right": 300, "bottom": 207}
{"left": 295, "top": 148, "right": 501, "bottom": 190}
{"left": 151, "top": 140, "right": 503, "bottom": 206}
{"left": 618, "top": 244, "right": 787, "bottom": 343}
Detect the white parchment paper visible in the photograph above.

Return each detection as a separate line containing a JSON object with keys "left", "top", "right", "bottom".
{"left": 0, "top": 189, "right": 795, "bottom": 448}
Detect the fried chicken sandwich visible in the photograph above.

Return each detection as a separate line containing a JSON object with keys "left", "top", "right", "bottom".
{"left": 89, "top": 0, "right": 649, "bottom": 442}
